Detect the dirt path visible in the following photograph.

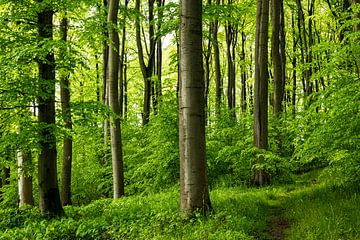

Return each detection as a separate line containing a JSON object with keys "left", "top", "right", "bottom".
{"left": 265, "top": 206, "right": 291, "bottom": 240}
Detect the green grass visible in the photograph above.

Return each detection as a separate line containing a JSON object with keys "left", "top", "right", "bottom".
{"left": 0, "top": 171, "right": 359, "bottom": 239}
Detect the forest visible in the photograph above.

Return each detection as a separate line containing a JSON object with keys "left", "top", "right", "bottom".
{"left": 0, "top": 0, "right": 359, "bottom": 239}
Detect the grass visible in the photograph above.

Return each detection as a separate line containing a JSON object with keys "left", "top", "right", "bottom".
{"left": 0, "top": 170, "right": 359, "bottom": 239}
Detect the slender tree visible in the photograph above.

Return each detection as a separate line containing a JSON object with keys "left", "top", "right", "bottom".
{"left": 212, "top": 0, "right": 222, "bottom": 116}
{"left": 17, "top": 148, "right": 34, "bottom": 207}
{"left": 179, "top": 0, "right": 212, "bottom": 216}
{"left": 253, "top": 0, "right": 270, "bottom": 186}
{"left": 108, "top": 0, "right": 124, "bottom": 199}
{"left": 135, "top": 0, "right": 156, "bottom": 125}
{"left": 272, "top": 0, "right": 285, "bottom": 115}
{"left": 60, "top": 16, "right": 73, "bottom": 206}
{"left": 37, "top": 0, "right": 63, "bottom": 215}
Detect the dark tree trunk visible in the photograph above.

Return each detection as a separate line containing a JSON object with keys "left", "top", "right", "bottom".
{"left": 37, "top": 3, "right": 63, "bottom": 215}
{"left": 213, "top": 0, "right": 222, "bottom": 116}
{"left": 136, "top": 0, "right": 156, "bottom": 125}
{"left": 291, "top": 14, "right": 297, "bottom": 116}
{"left": 225, "top": 13, "right": 237, "bottom": 119}
{"left": 272, "top": 0, "right": 285, "bottom": 116}
{"left": 59, "top": 17, "right": 73, "bottom": 207}
{"left": 240, "top": 30, "right": 247, "bottom": 113}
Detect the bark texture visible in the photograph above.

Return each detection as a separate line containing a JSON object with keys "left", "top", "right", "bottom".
{"left": 60, "top": 17, "right": 73, "bottom": 206}
{"left": 18, "top": 149, "right": 34, "bottom": 207}
{"left": 108, "top": 0, "right": 124, "bottom": 199}
{"left": 254, "top": 0, "right": 269, "bottom": 149}
{"left": 253, "top": 0, "right": 270, "bottom": 186}
{"left": 37, "top": 3, "right": 63, "bottom": 215}
{"left": 179, "top": 0, "right": 212, "bottom": 216}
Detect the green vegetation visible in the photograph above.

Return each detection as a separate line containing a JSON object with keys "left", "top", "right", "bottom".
{"left": 1, "top": 0, "right": 360, "bottom": 238}
{"left": 1, "top": 170, "right": 359, "bottom": 239}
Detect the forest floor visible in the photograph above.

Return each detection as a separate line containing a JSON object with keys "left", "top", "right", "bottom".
{"left": 1, "top": 170, "right": 359, "bottom": 239}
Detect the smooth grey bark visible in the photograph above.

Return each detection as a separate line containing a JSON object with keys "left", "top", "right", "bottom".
{"left": 37, "top": 2, "right": 63, "bottom": 215}
{"left": 108, "top": 0, "right": 124, "bottom": 199}
{"left": 60, "top": 17, "right": 73, "bottom": 206}
{"left": 179, "top": 0, "right": 212, "bottom": 216}
{"left": 253, "top": 0, "right": 270, "bottom": 186}
{"left": 18, "top": 149, "right": 34, "bottom": 207}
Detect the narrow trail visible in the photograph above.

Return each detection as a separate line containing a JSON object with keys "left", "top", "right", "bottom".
{"left": 265, "top": 205, "right": 291, "bottom": 240}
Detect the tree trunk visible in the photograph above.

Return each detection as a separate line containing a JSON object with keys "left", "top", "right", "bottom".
{"left": 225, "top": 15, "right": 237, "bottom": 119}
{"left": 59, "top": 17, "right": 73, "bottom": 206}
{"left": 102, "top": 0, "right": 110, "bottom": 163}
{"left": 136, "top": 0, "right": 155, "bottom": 125}
{"left": 272, "top": 0, "right": 285, "bottom": 116}
{"left": 18, "top": 149, "right": 34, "bottom": 207}
{"left": 2, "top": 167, "right": 10, "bottom": 187}
{"left": 155, "top": 0, "right": 165, "bottom": 110}
{"left": 213, "top": 0, "right": 222, "bottom": 116}
{"left": 291, "top": 14, "right": 297, "bottom": 116}
{"left": 253, "top": 0, "right": 270, "bottom": 186}
{"left": 37, "top": 3, "right": 63, "bottom": 215}
{"left": 108, "top": 0, "right": 124, "bottom": 199}
{"left": 240, "top": 30, "right": 247, "bottom": 113}
{"left": 119, "top": 0, "right": 129, "bottom": 117}
{"left": 179, "top": 0, "right": 212, "bottom": 216}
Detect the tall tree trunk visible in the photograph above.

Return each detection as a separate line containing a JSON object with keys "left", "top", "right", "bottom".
{"left": 204, "top": 1, "right": 212, "bottom": 124}
{"left": 124, "top": 56, "right": 128, "bottom": 120}
{"left": 102, "top": 0, "right": 110, "bottom": 162}
{"left": 240, "top": 30, "right": 247, "bottom": 113}
{"left": 225, "top": 16, "right": 237, "bottom": 119}
{"left": 136, "top": 0, "right": 156, "bottom": 125}
{"left": 37, "top": 3, "right": 63, "bottom": 215}
{"left": 60, "top": 17, "right": 73, "bottom": 206}
{"left": 292, "top": 14, "right": 297, "bottom": 116}
{"left": 155, "top": 0, "right": 164, "bottom": 109}
{"left": 18, "top": 149, "right": 34, "bottom": 207}
{"left": 179, "top": 0, "right": 212, "bottom": 216}
{"left": 119, "top": 0, "right": 129, "bottom": 117}
{"left": 213, "top": 0, "right": 222, "bottom": 116}
{"left": 108, "top": 0, "right": 125, "bottom": 199}
{"left": 253, "top": 0, "right": 270, "bottom": 186}
{"left": 272, "top": 0, "right": 285, "bottom": 116}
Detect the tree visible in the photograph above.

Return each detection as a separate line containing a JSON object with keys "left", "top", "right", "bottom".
{"left": 108, "top": 0, "right": 124, "bottom": 199}
{"left": 60, "top": 16, "right": 73, "bottom": 206}
{"left": 179, "top": 0, "right": 212, "bottom": 216}
{"left": 271, "top": 0, "right": 285, "bottom": 115}
{"left": 135, "top": 0, "right": 156, "bottom": 125}
{"left": 253, "top": 0, "right": 270, "bottom": 186}
{"left": 17, "top": 148, "right": 34, "bottom": 207}
{"left": 37, "top": 0, "right": 63, "bottom": 215}
{"left": 212, "top": 0, "right": 222, "bottom": 116}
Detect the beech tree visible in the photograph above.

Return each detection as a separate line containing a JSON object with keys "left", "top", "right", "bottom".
{"left": 17, "top": 148, "right": 34, "bottom": 207}
{"left": 37, "top": 0, "right": 63, "bottom": 215}
{"left": 253, "top": 0, "right": 269, "bottom": 186}
{"left": 60, "top": 16, "right": 73, "bottom": 206}
{"left": 179, "top": 0, "right": 212, "bottom": 215}
{"left": 108, "top": 0, "right": 124, "bottom": 199}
